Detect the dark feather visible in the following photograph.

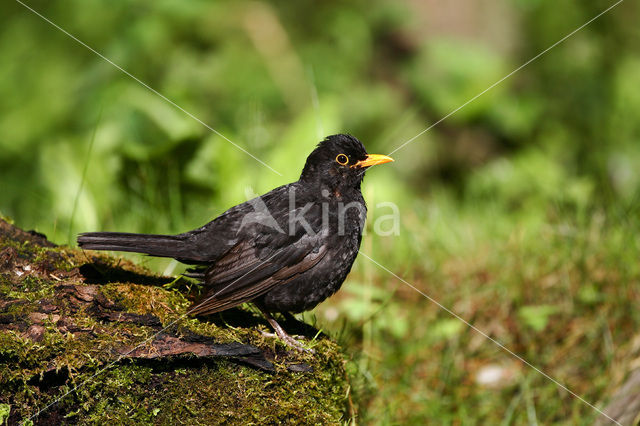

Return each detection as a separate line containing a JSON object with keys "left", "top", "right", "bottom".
{"left": 77, "top": 232, "right": 187, "bottom": 258}
{"left": 189, "top": 241, "right": 328, "bottom": 315}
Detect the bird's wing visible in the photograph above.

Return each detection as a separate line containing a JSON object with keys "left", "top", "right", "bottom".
{"left": 188, "top": 229, "right": 328, "bottom": 315}
{"left": 174, "top": 183, "right": 295, "bottom": 264}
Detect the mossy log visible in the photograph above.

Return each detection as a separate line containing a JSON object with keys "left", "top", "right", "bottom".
{"left": 0, "top": 218, "right": 350, "bottom": 425}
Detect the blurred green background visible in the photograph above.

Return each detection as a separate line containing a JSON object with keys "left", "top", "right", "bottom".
{"left": 2, "top": 0, "right": 639, "bottom": 423}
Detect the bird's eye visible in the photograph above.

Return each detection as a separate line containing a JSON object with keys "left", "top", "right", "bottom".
{"left": 336, "top": 154, "right": 349, "bottom": 165}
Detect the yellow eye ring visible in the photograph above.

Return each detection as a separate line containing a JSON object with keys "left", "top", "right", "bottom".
{"left": 336, "top": 154, "right": 349, "bottom": 165}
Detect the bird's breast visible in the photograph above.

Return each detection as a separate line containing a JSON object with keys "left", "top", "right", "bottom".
{"left": 259, "top": 199, "right": 365, "bottom": 314}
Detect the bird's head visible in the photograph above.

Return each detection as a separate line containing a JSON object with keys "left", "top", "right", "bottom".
{"left": 299, "top": 134, "right": 394, "bottom": 191}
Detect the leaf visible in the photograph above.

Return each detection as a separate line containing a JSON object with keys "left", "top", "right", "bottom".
{"left": 518, "top": 305, "right": 558, "bottom": 332}
{"left": 577, "top": 285, "right": 601, "bottom": 305}
{"left": 429, "top": 319, "right": 464, "bottom": 341}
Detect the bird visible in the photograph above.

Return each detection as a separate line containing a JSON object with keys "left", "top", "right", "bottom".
{"left": 77, "top": 134, "right": 393, "bottom": 351}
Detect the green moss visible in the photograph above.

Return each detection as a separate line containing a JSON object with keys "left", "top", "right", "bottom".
{"left": 41, "top": 359, "right": 346, "bottom": 424}
{"left": 0, "top": 219, "right": 350, "bottom": 424}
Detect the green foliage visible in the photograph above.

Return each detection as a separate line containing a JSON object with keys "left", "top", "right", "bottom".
{"left": 0, "top": 404, "right": 9, "bottom": 425}
{"left": 517, "top": 305, "right": 558, "bottom": 332}
{"left": 409, "top": 39, "right": 508, "bottom": 121}
{"left": 2, "top": 0, "right": 640, "bottom": 423}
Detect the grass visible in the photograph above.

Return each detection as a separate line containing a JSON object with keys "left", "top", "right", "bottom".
{"left": 313, "top": 192, "right": 640, "bottom": 424}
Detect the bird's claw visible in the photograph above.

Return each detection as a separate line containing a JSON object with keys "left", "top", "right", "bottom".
{"left": 260, "top": 330, "right": 315, "bottom": 353}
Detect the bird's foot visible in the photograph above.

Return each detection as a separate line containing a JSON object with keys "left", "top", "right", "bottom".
{"left": 260, "top": 330, "right": 315, "bottom": 353}
{"left": 255, "top": 305, "right": 315, "bottom": 353}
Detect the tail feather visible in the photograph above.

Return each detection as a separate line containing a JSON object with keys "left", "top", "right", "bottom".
{"left": 77, "top": 232, "right": 186, "bottom": 259}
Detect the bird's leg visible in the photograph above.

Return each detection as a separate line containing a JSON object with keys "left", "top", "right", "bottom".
{"left": 256, "top": 305, "right": 314, "bottom": 353}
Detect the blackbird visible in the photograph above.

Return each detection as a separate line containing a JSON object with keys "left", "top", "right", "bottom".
{"left": 78, "top": 134, "right": 393, "bottom": 351}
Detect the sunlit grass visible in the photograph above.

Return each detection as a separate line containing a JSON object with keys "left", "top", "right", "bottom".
{"left": 317, "top": 191, "right": 640, "bottom": 424}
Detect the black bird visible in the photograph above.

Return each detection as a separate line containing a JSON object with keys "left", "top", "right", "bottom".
{"left": 78, "top": 134, "right": 393, "bottom": 351}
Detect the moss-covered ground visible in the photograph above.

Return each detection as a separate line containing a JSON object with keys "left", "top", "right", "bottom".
{"left": 0, "top": 219, "right": 350, "bottom": 425}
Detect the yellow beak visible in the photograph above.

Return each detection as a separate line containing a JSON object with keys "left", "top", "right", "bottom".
{"left": 352, "top": 154, "right": 394, "bottom": 169}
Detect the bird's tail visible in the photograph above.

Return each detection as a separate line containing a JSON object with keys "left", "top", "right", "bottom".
{"left": 77, "top": 232, "right": 186, "bottom": 258}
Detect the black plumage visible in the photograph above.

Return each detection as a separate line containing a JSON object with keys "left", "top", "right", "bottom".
{"left": 78, "top": 134, "right": 393, "bottom": 350}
